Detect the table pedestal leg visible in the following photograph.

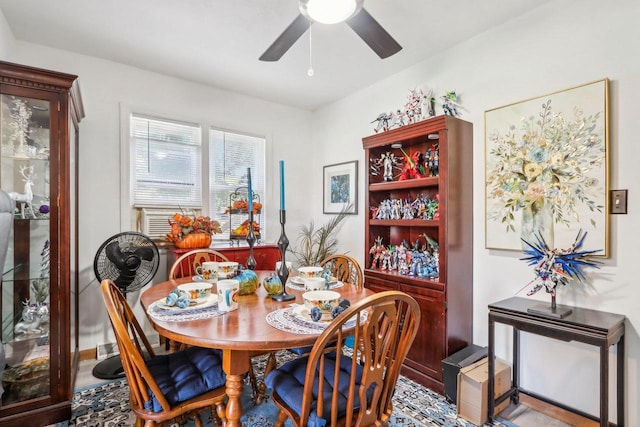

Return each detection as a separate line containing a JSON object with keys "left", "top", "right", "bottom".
{"left": 224, "top": 374, "right": 244, "bottom": 426}
{"left": 223, "top": 350, "right": 250, "bottom": 426}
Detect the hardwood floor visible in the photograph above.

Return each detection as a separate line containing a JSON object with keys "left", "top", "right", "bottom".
{"left": 500, "top": 394, "right": 599, "bottom": 427}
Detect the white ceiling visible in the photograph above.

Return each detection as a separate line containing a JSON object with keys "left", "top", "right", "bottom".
{"left": 0, "top": 0, "right": 548, "bottom": 110}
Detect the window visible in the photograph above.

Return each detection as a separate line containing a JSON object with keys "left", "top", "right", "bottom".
{"left": 128, "top": 113, "right": 266, "bottom": 241}
{"left": 130, "top": 114, "right": 202, "bottom": 207}
{"left": 210, "top": 129, "right": 266, "bottom": 239}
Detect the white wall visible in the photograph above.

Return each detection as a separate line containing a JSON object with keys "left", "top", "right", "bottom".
{"left": 0, "top": 8, "right": 14, "bottom": 58}
{"left": 2, "top": 41, "right": 314, "bottom": 354}
{"left": 312, "top": 0, "right": 639, "bottom": 424}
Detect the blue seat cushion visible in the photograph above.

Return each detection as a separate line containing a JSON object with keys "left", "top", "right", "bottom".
{"left": 288, "top": 345, "right": 313, "bottom": 355}
{"left": 144, "top": 346, "right": 226, "bottom": 412}
{"left": 265, "top": 351, "right": 369, "bottom": 426}
{"left": 288, "top": 339, "right": 340, "bottom": 356}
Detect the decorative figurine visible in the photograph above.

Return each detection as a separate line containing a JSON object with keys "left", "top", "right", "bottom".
{"left": 8, "top": 165, "right": 36, "bottom": 218}
{"left": 388, "top": 109, "right": 405, "bottom": 129}
{"left": 371, "top": 152, "right": 402, "bottom": 182}
{"left": 398, "top": 150, "right": 425, "bottom": 181}
{"left": 426, "top": 144, "right": 439, "bottom": 176}
{"left": 368, "top": 234, "right": 439, "bottom": 279}
{"left": 369, "top": 236, "right": 385, "bottom": 269}
{"left": 9, "top": 98, "right": 37, "bottom": 158}
{"left": 371, "top": 112, "right": 393, "bottom": 133}
{"left": 520, "top": 229, "right": 601, "bottom": 317}
{"left": 421, "top": 88, "right": 436, "bottom": 119}
{"left": 40, "top": 240, "right": 50, "bottom": 275}
{"left": 14, "top": 301, "right": 50, "bottom": 336}
{"left": 403, "top": 88, "right": 425, "bottom": 125}
{"left": 441, "top": 91, "right": 461, "bottom": 116}
{"left": 426, "top": 196, "right": 439, "bottom": 220}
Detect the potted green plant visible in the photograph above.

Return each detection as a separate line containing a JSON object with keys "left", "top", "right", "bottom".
{"left": 290, "top": 206, "right": 351, "bottom": 267}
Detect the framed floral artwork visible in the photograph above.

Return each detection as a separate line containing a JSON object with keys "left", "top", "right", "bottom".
{"left": 485, "top": 78, "right": 609, "bottom": 256}
{"left": 323, "top": 161, "right": 357, "bottom": 214}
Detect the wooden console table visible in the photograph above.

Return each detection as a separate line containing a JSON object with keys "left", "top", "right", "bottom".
{"left": 488, "top": 297, "right": 625, "bottom": 427}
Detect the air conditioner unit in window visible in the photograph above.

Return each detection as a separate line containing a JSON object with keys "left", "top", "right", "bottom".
{"left": 139, "top": 208, "right": 177, "bottom": 240}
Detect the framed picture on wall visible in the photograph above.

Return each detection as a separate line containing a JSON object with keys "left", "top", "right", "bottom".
{"left": 485, "top": 78, "right": 609, "bottom": 256}
{"left": 323, "top": 160, "right": 358, "bottom": 214}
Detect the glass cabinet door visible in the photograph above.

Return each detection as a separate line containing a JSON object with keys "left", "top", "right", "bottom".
{"left": 0, "top": 92, "right": 52, "bottom": 405}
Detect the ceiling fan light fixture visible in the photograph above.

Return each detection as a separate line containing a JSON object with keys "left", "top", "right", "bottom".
{"left": 299, "top": 0, "right": 362, "bottom": 24}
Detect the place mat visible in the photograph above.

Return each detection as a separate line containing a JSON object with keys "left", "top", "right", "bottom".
{"left": 286, "top": 280, "right": 344, "bottom": 291}
{"left": 146, "top": 298, "right": 225, "bottom": 322}
{"left": 266, "top": 304, "right": 366, "bottom": 335}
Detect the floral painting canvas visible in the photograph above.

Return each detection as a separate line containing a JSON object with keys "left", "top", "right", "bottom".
{"left": 485, "top": 79, "right": 609, "bottom": 255}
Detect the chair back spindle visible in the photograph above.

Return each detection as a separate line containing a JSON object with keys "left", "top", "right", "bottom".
{"left": 320, "top": 254, "right": 364, "bottom": 289}
{"left": 168, "top": 249, "right": 229, "bottom": 280}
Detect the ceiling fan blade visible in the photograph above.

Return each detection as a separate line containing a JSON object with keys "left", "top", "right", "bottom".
{"left": 346, "top": 8, "right": 402, "bottom": 59}
{"left": 259, "top": 14, "right": 311, "bottom": 61}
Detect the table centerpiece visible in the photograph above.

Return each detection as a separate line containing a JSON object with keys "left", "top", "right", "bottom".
{"left": 166, "top": 212, "right": 222, "bottom": 249}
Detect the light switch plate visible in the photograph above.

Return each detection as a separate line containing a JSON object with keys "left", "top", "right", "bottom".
{"left": 611, "top": 189, "right": 628, "bottom": 214}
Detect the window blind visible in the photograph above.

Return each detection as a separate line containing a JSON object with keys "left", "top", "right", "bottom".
{"left": 131, "top": 114, "right": 202, "bottom": 207}
{"left": 210, "top": 129, "right": 266, "bottom": 239}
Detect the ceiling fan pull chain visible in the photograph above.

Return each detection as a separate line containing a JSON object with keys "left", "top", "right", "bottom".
{"left": 307, "top": 25, "right": 314, "bottom": 76}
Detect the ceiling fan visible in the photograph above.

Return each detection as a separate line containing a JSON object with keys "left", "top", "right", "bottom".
{"left": 259, "top": 0, "right": 402, "bottom": 62}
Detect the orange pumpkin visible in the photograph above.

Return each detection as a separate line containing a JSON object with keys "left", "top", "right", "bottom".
{"left": 175, "top": 233, "right": 212, "bottom": 249}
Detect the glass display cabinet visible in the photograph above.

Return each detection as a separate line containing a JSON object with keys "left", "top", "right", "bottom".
{"left": 0, "top": 61, "right": 83, "bottom": 426}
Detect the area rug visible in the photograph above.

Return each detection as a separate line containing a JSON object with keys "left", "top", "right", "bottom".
{"left": 55, "top": 351, "right": 515, "bottom": 427}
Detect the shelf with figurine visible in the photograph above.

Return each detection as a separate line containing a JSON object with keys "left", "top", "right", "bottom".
{"left": 1, "top": 96, "right": 51, "bottom": 160}
{"left": 371, "top": 88, "right": 461, "bottom": 134}
{"left": 368, "top": 233, "right": 440, "bottom": 281}
{"left": 369, "top": 219, "right": 438, "bottom": 227}
{"left": 370, "top": 193, "right": 440, "bottom": 225}
{"left": 0, "top": 163, "right": 52, "bottom": 220}
{"left": 227, "top": 186, "right": 262, "bottom": 241}
{"left": 369, "top": 142, "right": 440, "bottom": 184}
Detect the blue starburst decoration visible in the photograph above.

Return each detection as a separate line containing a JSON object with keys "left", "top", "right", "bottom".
{"left": 521, "top": 229, "right": 602, "bottom": 296}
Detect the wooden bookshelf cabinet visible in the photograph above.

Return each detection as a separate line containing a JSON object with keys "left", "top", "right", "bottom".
{"left": 362, "top": 115, "right": 473, "bottom": 393}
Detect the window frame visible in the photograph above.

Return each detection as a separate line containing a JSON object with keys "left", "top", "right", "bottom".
{"left": 120, "top": 103, "right": 270, "bottom": 242}
{"left": 130, "top": 113, "right": 203, "bottom": 209}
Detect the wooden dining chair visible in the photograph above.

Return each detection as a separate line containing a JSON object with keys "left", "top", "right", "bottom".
{"left": 320, "top": 253, "right": 364, "bottom": 289}
{"left": 100, "top": 279, "right": 227, "bottom": 427}
{"left": 168, "top": 248, "right": 230, "bottom": 280}
{"left": 265, "top": 290, "right": 421, "bottom": 427}
{"left": 288, "top": 255, "right": 364, "bottom": 358}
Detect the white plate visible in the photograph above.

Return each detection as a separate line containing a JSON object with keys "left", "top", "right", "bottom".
{"left": 155, "top": 294, "right": 217, "bottom": 311}
{"left": 291, "top": 304, "right": 332, "bottom": 323}
{"left": 290, "top": 304, "right": 361, "bottom": 326}
{"left": 290, "top": 276, "right": 337, "bottom": 285}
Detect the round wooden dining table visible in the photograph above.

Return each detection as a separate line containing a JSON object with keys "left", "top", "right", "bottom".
{"left": 140, "top": 271, "right": 372, "bottom": 426}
